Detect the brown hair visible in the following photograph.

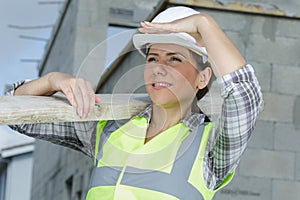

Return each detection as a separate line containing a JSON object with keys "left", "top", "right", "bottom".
{"left": 190, "top": 50, "right": 215, "bottom": 122}
{"left": 189, "top": 50, "right": 215, "bottom": 101}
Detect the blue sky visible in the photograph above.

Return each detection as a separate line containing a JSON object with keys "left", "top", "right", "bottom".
{"left": 0, "top": 0, "right": 136, "bottom": 149}
{"left": 0, "top": 0, "right": 62, "bottom": 148}
{"left": 0, "top": 0, "right": 62, "bottom": 95}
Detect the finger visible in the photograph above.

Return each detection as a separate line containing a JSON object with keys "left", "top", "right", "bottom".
{"left": 95, "top": 95, "right": 101, "bottom": 103}
{"left": 138, "top": 27, "right": 171, "bottom": 34}
{"left": 139, "top": 22, "right": 164, "bottom": 31}
{"left": 61, "top": 85, "right": 81, "bottom": 118}
{"left": 141, "top": 21, "right": 164, "bottom": 28}
{"left": 78, "top": 80, "right": 95, "bottom": 118}
{"left": 62, "top": 86, "right": 77, "bottom": 107}
{"left": 80, "top": 81, "right": 95, "bottom": 118}
{"left": 139, "top": 23, "right": 174, "bottom": 34}
{"left": 141, "top": 21, "right": 173, "bottom": 30}
{"left": 142, "top": 21, "right": 152, "bottom": 25}
{"left": 72, "top": 80, "right": 84, "bottom": 117}
{"left": 75, "top": 94, "right": 84, "bottom": 118}
{"left": 140, "top": 21, "right": 158, "bottom": 29}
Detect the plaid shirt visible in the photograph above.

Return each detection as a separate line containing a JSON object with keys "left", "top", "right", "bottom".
{"left": 7, "top": 64, "right": 262, "bottom": 190}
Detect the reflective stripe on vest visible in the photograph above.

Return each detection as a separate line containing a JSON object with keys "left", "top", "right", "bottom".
{"left": 121, "top": 123, "right": 204, "bottom": 199}
{"left": 86, "top": 118, "right": 234, "bottom": 200}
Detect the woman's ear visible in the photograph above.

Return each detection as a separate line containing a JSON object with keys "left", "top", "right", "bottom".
{"left": 196, "top": 67, "right": 212, "bottom": 89}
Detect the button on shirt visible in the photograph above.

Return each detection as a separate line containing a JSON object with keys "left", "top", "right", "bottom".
{"left": 7, "top": 64, "right": 263, "bottom": 190}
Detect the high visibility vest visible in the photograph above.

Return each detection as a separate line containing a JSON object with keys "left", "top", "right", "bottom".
{"left": 86, "top": 116, "right": 234, "bottom": 200}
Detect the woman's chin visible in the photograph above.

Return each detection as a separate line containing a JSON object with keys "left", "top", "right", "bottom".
{"left": 150, "top": 95, "right": 179, "bottom": 108}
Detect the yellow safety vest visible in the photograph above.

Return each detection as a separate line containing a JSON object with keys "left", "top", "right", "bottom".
{"left": 86, "top": 116, "right": 234, "bottom": 200}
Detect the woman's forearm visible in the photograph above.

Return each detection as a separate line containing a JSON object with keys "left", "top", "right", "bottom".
{"left": 14, "top": 72, "right": 56, "bottom": 96}
{"left": 192, "top": 14, "right": 246, "bottom": 77}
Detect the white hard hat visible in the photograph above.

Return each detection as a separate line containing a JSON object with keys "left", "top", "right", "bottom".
{"left": 133, "top": 6, "right": 208, "bottom": 63}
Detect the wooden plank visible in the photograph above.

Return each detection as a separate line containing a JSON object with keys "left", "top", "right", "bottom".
{"left": 0, "top": 94, "right": 151, "bottom": 125}
{"left": 0, "top": 90, "right": 222, "bottom": 125}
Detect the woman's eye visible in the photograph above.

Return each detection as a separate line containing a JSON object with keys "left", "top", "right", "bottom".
{"left": 170, "top": 56, "right": 182, "bottom": 62}
{"left": 147, "top": 57, "right": 157, "bottom": 62}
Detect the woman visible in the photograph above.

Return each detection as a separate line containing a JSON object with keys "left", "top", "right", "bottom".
{"left": 8, "top": 6, "right": 262, "bottom": 200}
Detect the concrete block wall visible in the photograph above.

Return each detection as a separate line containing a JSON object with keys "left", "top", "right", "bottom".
{"left": 208, "top": 9, "right": 300, "bottom": 200}
{"left": 30, "top": 140, "right": 93, "bottom": 200}
{"left": 98, "top": 50, "right": 146, "bottom": 94}
{"left": 39, "top": 0, "right": 76, "bottom": 75}
{"left": 31, "top": 0, "right": 109, "bottom": 199}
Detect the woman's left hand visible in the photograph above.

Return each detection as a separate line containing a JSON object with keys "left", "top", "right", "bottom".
{"left": 139, "top": 13, "right": 246, "bottom": 77}
{"left": 139, "top": 14, "right": 199, "bottom": 34}
{"left": 139, "top": 14, "right": 204, "bottom": 46}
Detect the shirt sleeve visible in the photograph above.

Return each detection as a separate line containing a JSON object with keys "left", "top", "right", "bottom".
{"left": 6, "top": 80, "right": 98, "bottom": 158}
{"left": 5, "top": 80, "right": 31, "bottom": 96}
{"left": 205, "top": 64, "right": 263, "bottom": 189}
{"left": 9, "top": 121, "right": 98, "bottom": 157}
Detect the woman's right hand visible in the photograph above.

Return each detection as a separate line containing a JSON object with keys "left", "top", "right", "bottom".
{"left": 14, "top": 72, "right": 100, "bottom": 118}
{"left": 47, "top": 72, "right": 101, "bottom": 118}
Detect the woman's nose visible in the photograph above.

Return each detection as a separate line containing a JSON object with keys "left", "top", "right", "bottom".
{"left": 151, "top": 63, "right": 167, "bottom": 76}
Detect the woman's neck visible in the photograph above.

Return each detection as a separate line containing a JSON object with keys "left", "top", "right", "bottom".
{"left": 145, "top": 103, "right": 192, "bottom": 143}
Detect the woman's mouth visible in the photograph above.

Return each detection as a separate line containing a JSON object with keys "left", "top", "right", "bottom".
{"left": 152, "top": 82, "right": 172, "bottom": 89}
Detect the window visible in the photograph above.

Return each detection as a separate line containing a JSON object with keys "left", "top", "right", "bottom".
{"left": 0, "top": 162, "right": 8, "bottom": 200}
{"left": 105, "top": 25, "right": 135, "bottom": 69}
{"left": 64, "top": 175, "right": 83, "bottom": 200}
{"left": 65, "top": 176, "right": 73, "bottom": 200}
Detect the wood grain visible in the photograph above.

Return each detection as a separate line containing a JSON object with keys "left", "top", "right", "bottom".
{"left": 0, "top": 91, "right": 222, "bottom": 125}
{"left": 0, "top": 94, "right": 151, "bottom": 125}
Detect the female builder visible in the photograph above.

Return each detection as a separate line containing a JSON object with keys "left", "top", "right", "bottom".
{"left": 8, "top": 6, "right": 262, "bottom": 200}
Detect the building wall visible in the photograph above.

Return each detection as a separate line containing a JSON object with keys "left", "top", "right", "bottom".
{"left": 0, "top": 140, "right": 34, "bottom": 200}
{"left": 4, "top": 153, "right": 33, "bottom": 200}
{"left": 30, "top": 140, "right": 92, "bottom": 200}
{"left": 34, "top": 0, "right": 300, "bottom": 199}
{"left": 32, "top": 0, "right": 159, "bottom": 199}
{"left": 199, "top": 8, "right": 300, "bottom": 200}
{"left": 39, "top": 0, "right": 76, "bottom": 75}
{"left": 31, "top": 0, "right": 110, "bottom": 199}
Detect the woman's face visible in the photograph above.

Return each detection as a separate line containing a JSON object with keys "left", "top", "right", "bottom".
{"left": 144, "top": 43, "right": 201, "bottom": 108}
